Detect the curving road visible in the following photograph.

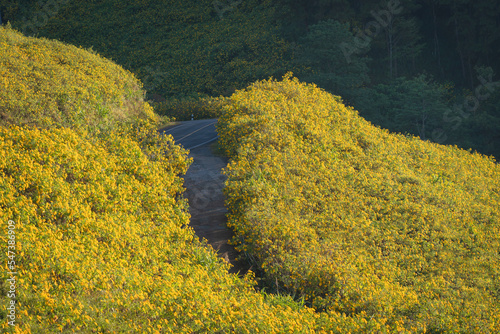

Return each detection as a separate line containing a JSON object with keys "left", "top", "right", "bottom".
{"left": 160, "top": 119, "right": 219, "bottom": 150}
{"left": 161, "top": 120, "right": 249, "bottom": 275}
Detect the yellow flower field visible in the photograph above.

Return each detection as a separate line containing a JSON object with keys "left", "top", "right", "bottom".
{"left": 218, "top": 74, "right": 500, "bottom": 333}
{"left": 0, "top": 28, "right": 351, "bottom": 333}
{"left": 2, "top": 23, "right": 499, "bottom": 332}
{"left": 0, "top": 26, "right": 155, "bottom": 131}
{"left": 0, "top": 124, "right": 337, "bottom": 333}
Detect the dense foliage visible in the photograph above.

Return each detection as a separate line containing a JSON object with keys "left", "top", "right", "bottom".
{"left": 0, "top": 26, "right": 155, "bottom": 130}
{"left": 153, "top": 95, "right": 225, "bottom": 121}
{"left": 13, "top": 0, "right": 291, "bottom": 99}
{"left": 1, "top": 2, "right": 499, "bottom": 331}
{"left": 0, "top": 32, "right": 338, "bottom": 333}
{"left": 0, "top": 124, "right": 337, "bottom": 333}
{"left": 2, "top": 0, "right": 498, "bottom": 158}
{"left": 218, "top": 74, "right": 500, "bottom": 332}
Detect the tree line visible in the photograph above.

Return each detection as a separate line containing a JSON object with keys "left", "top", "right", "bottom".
{"left": 280, "top": 0, "right": 500, "bottom": 158}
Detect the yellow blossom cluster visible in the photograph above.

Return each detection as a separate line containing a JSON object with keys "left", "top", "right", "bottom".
{"left": 218, "top": 73, "right": 500, "bottom": 332}
{"left": 0, "top": 26, "right": 156, "bottom": 131}
{"left": 0, "top": 124, "right": 336, "bottom": 333}
{"left": 0, "top": 29, "right": 351, "bottom": 333}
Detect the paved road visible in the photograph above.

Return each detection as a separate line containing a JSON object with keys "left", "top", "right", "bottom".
{"left": 161, "top": 120, "right": 249, "bottom": 275}
{"left": 160, "top": 119, "right": 219, "bottom": 150}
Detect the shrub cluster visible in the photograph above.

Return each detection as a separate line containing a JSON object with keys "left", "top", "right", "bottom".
{"left": 0, "top": 30, "right": 336, "bottom": 333}
{"left": 0, "top": 26, "right": 156, "bottom": 131}
{"left": 218, "top": 74, "right": 500, "bottom": 332}
{"left": 153, "top": 95, "right": 226, "bottom": 121}
{"left": 0, "top": 124, "right": 338, "bottom": 333}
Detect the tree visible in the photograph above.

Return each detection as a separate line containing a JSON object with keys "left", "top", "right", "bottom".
{"left": 354, "top": 75, "right": 450, "bottom": 141}
{"left": 361, "top": 0, "right": 424, "bottom": 79}
{"left": 294, "top": 19, "right": 371, "bottom": 103}
{"left": 395, "top": 75, "right": 450, "bottom": 140}
{"left": 0, "top": 0, "right": 20, "bottom": 24}
{"left": 437, "top": 0, "right": 500, "bottom": 88}
{"left": 448, "top": 66, "right": 500, "bottom": 158}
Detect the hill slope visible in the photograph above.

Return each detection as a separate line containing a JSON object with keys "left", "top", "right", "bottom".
{"left": 0, "top": 124, "right": 337, "bottom": 333}
{"left": 0, "top": 25, "right": 155, "bottom": 129}
{"left": 0, "top": 29, "right": 337, "bottom": 333}
{"left": 218, "top": 74, "right": 500, "bottom": 332}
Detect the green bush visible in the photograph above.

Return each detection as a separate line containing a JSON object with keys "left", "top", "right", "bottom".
{"left": 153, "top": 95, "right": 227, "bottom": 121}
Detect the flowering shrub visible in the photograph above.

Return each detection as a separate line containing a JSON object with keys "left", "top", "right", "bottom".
{"left": 2, "top": 22, "right": 498, "bottom": 331}
{"left": 0, "top": 26, "right": 156, "bottom": 130}
{"left": 0, "top": 29, "right": 343, "bottom": 333}
{"left": 218, "top": 74, "right": 500, "bottom": 332}
{"left": 0, "top": 124, "right": 339, "bottom": 333}
{"left": 0, "top": 24, "right": 358, "bottom": 332}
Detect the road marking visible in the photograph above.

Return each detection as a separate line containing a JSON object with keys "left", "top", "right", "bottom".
{"left": 175, "top": 121, "right": 217, "bottom": 141}
{"left": 187, "top": 136, "right": 219, "bottom": 150}
{"left": 160, "top": 123, "right": 183, "bottom": 132}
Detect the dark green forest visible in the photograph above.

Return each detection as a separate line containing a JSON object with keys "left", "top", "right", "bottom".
{"left": 1, "top": 0, "right": 499, "bottom": 158}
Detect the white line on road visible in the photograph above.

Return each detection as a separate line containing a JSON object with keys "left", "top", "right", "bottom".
{"left": 175, "top": 121, "right": 217, "bottom": 141}
{"left": 187, "top": 136, "right": 219, "bottom": 150}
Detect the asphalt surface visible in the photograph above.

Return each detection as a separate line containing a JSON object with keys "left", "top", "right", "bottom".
{"left": 160, "top": 119, "right": 219, "bottom": 150}
{"left": 160, "top": 119, "right": 250, "bottom": 275}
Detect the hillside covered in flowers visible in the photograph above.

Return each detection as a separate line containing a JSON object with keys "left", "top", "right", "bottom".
{"left": 218, "top": 74, "right": 500, "bottom": 333}
{"left": 0, "top": 28, "right": 330, "bottom": 333}
{"left": 0, "top": 24, "right": 499, "bottom": 333}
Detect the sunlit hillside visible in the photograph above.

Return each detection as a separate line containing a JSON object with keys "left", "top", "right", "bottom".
{"left": 1, "top": 19, "right": 499, "bottom": 332}
{"left": 0, "top": 123, "right": 343, "bottom": 333}
{"left": 0, "top": 25, "right": 155, "bottom": 130}
{"left": 0, "top": 30, "right": 336, "bottom": 334}
{"left": 218, "top": 74, "right": 500, "bottom": 333}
